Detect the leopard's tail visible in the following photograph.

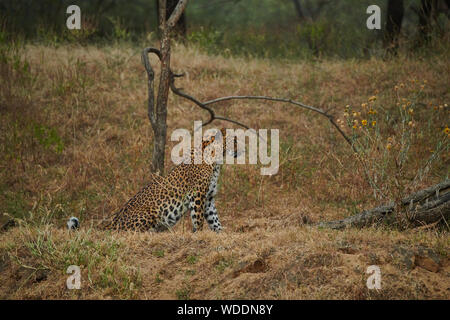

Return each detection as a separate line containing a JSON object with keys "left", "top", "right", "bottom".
{"left": 67, "top": 217, "right": 80, "bottom": 230}
{"left": 66, "top": 215, "right": 116, "bottom": 230}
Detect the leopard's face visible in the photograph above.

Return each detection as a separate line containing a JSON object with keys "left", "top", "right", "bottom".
{"left": 202, "top": 128, "right": 239, "bottom": 162}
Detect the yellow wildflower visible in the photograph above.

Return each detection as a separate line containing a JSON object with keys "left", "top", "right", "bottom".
{"left": 362, "top": 120, "right": 368, "bottom": 126}
{"left": 444, "top": 127, "right": 450, "bottom": 134}
{"left": 386, "top": 143, "right": 392, "bottom": 150}
{"left": 372, "top": 121, "right": 376, "bottom": 126}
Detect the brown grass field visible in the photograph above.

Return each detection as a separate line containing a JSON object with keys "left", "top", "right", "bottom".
{"left": 0, "top": 43, "right": 449, "bottom": 299}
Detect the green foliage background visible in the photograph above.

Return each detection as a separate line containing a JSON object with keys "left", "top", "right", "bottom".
{"left": 0, "top": 0, "right": 449, "bottom": 57}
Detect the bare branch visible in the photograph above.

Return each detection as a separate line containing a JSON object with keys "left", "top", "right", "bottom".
{"left": 169, "top": 72, "right": 251, "bottom": 130}
{"left": 167, "top": 0, "right": 189, "bottom": 29}
{"left": 214, "top": 116, "right": 251, "bottom": 130}
{"left": 203, "top": 95, "right": 356, "bottom": 153}
{"left": 141, "top": 47, "right": 162, "bottom": 126}
{"left": 203, "top": 95, "right": 324, "bottom": 114}
{"left": 169, "top": 72, "right": 215, "bottom": 125}
{"left": 169, "top": 72, "right": 359, "bottom": 155}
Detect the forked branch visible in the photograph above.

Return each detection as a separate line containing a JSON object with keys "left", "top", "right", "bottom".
{"left": 169, "top": 73, "right": 356, "bottom": 152}
{"left": 166, "top": 0, "right": 189, "bottom": 29}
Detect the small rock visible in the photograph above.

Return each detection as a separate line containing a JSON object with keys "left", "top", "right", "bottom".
{"left": 393, "top": 246, "right": 443, "bottom": 272}
{"left": 415, "top": 255, "right": 440, "bottom": 273}
{"left": 392, "top": 246, "right": 415, "bottom": 270}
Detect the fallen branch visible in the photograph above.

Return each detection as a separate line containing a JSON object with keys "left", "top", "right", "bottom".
{"left": 318, "top": 180, "right": 450, "bottom": 230}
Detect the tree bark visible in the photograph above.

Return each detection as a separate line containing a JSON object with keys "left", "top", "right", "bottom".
{"left": 147, "top": 0, "right": 188, "bottom": 175}
{"left": 384, "top": 0, "right": 404, "bottom": 55}
{"left": 318, "top": 180, "right": 450, "bottom": 230}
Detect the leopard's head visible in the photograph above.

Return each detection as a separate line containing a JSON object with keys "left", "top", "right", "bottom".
{"left": 202, "top": 128, "right": 239, "bottom": 161}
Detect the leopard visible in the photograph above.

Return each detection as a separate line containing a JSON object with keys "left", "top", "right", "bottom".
{"left": 67, "top": 128, "right": 238, "bottom": 233}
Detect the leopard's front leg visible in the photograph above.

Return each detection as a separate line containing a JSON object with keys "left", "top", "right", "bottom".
{"left": 204, "top": 196, "right": 223, "bottom": 232}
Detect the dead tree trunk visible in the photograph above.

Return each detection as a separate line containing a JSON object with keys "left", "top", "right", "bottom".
{"left": 145, "top": 0, "right": 188, "bottom": 175}
{"left": 318, "top": 180, "right": 450, "bottom": 230}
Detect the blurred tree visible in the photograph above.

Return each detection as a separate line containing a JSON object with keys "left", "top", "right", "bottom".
{"left": 291, "top": 0, "right": 306, "bottom": 21}
{"left": 384, "top": 0, "right": 404, "bottom": 55}
{"left": 417, "top": 0, "right": 438, "bottom": 43}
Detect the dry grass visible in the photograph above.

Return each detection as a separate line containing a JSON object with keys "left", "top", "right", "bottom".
{"left": 0, "top": 42, "right": 449, "bottom": 299}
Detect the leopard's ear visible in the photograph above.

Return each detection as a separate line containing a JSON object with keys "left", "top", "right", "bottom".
{"left": 213, "top": 128, "right": 224, "bottom": 141}
{"left": 220, "top": 128, "right": 227, "bottom": 138}
{"left": 214, "top": 128, "right": 226, "bottom": 141}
